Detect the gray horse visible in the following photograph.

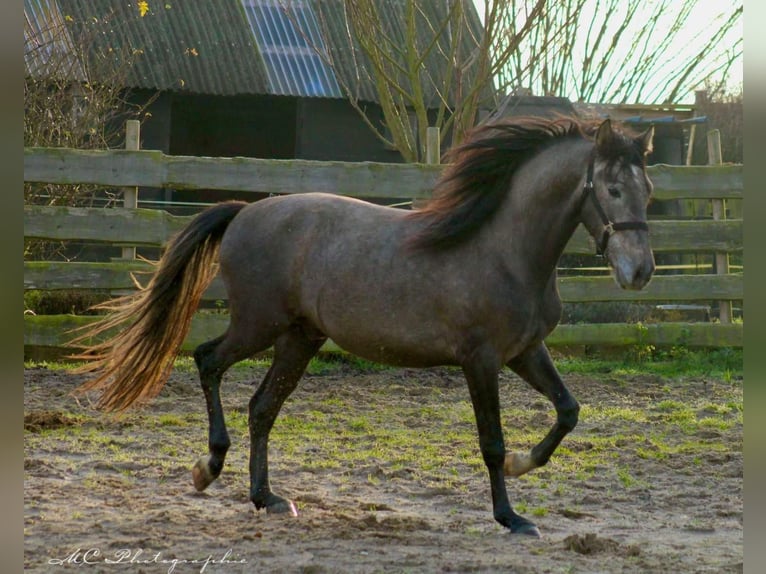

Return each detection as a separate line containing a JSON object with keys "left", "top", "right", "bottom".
{"left": 74, "top": 116, "right": 655, "bottom": 537}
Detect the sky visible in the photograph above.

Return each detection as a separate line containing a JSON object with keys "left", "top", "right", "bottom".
{"left": 473, "top": 0, "right": 743, "bottom": 104}
{"left": 647, "top": 0, "right": 743, "bottom": 96}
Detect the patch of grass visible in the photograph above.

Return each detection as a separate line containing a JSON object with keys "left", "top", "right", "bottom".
{"left": 636, "top": 446, "right": 668, "bottom": 461}
{"left": 157, "top": 414, "right": 185, "bottom": 427}
{"left": 556, "top": 347, "right": 742, "bottom": 381}
{"left": 697, "top": 417, "right": 736, "bottom": 431}
{"left": 348, "top": 417, "right": 373, "bottom": 432}
{"left": 700, "top": 403, "right": 727, "bottom": 415}
{"left": 663, "top": 410, "right": 696, "bottom": 431}
{"left": 581, "top": 405, "right": 649, "bottom": 424}
{"left": 159, "top": 444, "right": 179, "bottom": 457}
{"left": 24, "top": 359, "right": 80, "bottom": 371}
{"left": 636, "top": 433, "right": 732, "bottom": 462}
{"left": 649, "top": 400, "right": 741, "bottom": 434}
{"left": 171, "top": 356, "right": 197, "bottom": 373}
{"left": 656, "top": 399, "right": 686, "bottom": 412}
{"left": 226, "top": 410, "right": 249, "bottom": 433}
{"left": 304, "top": 357, "right": 341, "bottom": 375}
{"left": 616, "top": 466, "right": 637, "bottom": 488}
{"left": 531, "top": 506, "right": 549, "bottom": 517}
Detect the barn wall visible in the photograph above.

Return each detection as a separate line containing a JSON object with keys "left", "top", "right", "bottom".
{"left": 169, "top": 94, "right": 297, "bottom": 159}
{"left": 296, "top": 99, "right": 403, "bottom": 163}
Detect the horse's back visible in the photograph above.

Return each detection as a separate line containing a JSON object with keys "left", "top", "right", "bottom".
{"left": 219, "top": 193, "right": 406, "bottom": 263}
{"left": 218, "top": 193, "right": 409, "bottom": 310}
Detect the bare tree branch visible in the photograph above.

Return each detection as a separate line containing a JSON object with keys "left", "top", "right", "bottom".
{"left": 500, "top": 0, "right": 741, "bottom": 105}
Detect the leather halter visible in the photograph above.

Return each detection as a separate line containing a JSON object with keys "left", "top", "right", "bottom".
{"left": 580, "top": 154, "right": 649, "bottom": 256}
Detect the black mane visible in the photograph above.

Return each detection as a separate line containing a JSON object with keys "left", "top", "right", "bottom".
{"left": 407, "top": 116, "right": 639, "bottom": 250}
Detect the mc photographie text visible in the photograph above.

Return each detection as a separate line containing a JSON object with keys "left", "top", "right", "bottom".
{"left": 48, "top": 547, "right": 247, "bottom": 573}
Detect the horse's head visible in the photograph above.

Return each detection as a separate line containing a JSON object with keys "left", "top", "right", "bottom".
{"left": 580, "top": 119, "right": 656, "bottom": 290}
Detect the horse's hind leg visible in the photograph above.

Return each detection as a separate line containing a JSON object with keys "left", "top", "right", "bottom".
{"left": 506, "top": 342, "right": 580, "bottom": 477}
{"left": 249, "top": 324, "right": 325, "bottom": 515}
{"left": 191, "top": 332, "right": 264, "bottom": 491}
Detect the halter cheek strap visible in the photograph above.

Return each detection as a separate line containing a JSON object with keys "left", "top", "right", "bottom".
{"left": 580, "top": 157, "right": 649, "bottom": 256}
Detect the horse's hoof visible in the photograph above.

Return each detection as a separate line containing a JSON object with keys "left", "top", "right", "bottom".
{"left": 266, "top": 498, "right": 298, "bottom": 517}
{"left": 191, "top": 456, "right": 216, "bottom": 492}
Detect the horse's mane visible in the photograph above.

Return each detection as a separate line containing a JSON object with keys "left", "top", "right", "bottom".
{"left": 407, "top": 116, "right": 639, "bottom": 250}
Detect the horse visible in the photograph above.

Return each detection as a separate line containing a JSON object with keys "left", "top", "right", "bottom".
{"left": 73, "top": 116, "right": 655, "bottom": 538}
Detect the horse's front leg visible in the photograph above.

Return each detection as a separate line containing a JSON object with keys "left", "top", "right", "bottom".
{"left": 462, "top": 346, "right": 541, "bottom": 537}
{"left": 506, "top": 342, "right": 580, "bottom": 477}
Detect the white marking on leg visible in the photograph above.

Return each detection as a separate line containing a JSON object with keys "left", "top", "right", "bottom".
{"left": 504, "top": 452, "right": 537, "bottom": 477}
{"left": 191, "top": 455, "right": 216, "bottom": 491}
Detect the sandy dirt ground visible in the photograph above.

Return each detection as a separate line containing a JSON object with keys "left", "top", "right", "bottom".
{"left": 24, "top": 362, "right": 742, "bottom": 573}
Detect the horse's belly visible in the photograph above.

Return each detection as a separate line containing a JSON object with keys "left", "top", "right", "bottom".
{"left": 344, "top": 343, "right": 454, "bottom": 368}
{"left": 323, "top": 324, "right": 457, "bottom": 368}
{"left": 310, "top": 297, "right": 456, "bottom": 366}
{"left": 344, "top": 347, "right": 455, "bottom": 368}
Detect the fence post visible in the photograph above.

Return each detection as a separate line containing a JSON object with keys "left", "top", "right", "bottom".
{"left": 411, "top": 126, "right": 440, "bottom": 210}
{"left": 707, "top": 129, "right": 732, "bottom": 324}
{"left": 426, "top": 126, "right": 440, "bottom": 166}
{"left": 121, "top": 120, "right": 140, "bottom": 260}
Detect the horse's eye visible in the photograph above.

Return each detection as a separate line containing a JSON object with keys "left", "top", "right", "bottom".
{"left": 608, "top": 187, "right": 621, "bottom": 198}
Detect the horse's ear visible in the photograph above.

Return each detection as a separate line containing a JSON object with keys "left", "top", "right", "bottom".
{"left": 635, "top": 125, "right": 654, "bottom": 155}
{"left": 595, "top": 119, "right": 613, "bottom": 151}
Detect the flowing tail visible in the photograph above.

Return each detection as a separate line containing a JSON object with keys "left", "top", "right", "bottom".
{"left": 70, "top": 201, "right": 248, "bottom": 412}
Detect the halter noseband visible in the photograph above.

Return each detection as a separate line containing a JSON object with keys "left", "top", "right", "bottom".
{"left": 580, "top": 154, "right": 649, "bottom": 257}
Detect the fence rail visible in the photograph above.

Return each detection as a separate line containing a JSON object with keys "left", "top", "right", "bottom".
{"left": 22, "top": 258, "right": 744, "bottom": 303}
{"left": 24, "top": 147, "right": 743, "bottom": 199}
{"left": 24, "top": 147, "right": 744, "bottom": 351}
{"left": 23, "top": 205, "right": 744, "bottom": 253}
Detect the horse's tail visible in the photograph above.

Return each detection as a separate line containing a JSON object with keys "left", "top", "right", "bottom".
{"left": 70, "top": 201, "right": 248, "bottom": 412}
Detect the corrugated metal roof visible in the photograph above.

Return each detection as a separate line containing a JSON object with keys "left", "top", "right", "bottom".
{"left": 25, "top": 0, "right": 489, "bottom": 105}
{"left": 54, "top": 0, "right": 271, "bottom": 95}
{"left": 309, "top": 1, "right": 378, "bottom": 103}
{"left": 241, "top": 0, "right": 341, "bottom": 97}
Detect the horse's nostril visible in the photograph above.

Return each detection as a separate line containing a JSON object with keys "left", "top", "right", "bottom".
{"left": 633, "top": 262, "right": 654, "bottom": 287}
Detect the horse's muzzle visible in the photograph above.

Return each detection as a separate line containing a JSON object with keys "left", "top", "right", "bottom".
{"left": 611, "top": 251, "right": 655, "bottom": 290}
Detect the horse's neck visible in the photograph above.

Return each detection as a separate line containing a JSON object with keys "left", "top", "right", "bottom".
{"left": 487, "top": 138, "right": 592, "bottom": 288}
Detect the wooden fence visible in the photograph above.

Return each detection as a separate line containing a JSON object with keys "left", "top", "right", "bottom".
{"left": 24, "top": 146, "right": 744, "bottom": 353}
